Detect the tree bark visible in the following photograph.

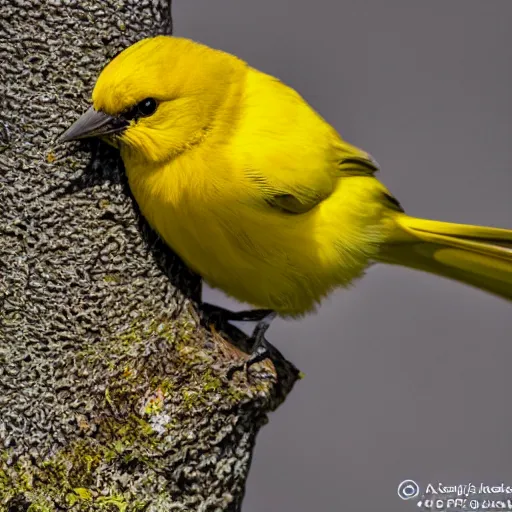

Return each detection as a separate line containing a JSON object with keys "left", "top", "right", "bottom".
{"left": 0, "top": 2, "right": 298, "bottom": 510}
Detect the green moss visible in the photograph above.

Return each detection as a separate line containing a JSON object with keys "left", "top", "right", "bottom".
{"left": 103, "top": 274, "right": 121, "bottom": 283}
{"left": 0, "top": 412, "right": 160, "bottom": 507}
{"left": 154, "top": 377, "right": 175, "bottom": 395}
{"left": 116, "top": 327, "right": 141, "bottom": 346}
{"left": 201, "top": 371, "right": 222, "bottom": 393}
{"left": 27, "top": 502, "right": 53, "bottom": 512}
{"left": 225, "top": 385, "right": 246, "bottom": 404}
{"left": 72, "top": 487, "right": 94, "bottom": 501}
{"left": 0, "top": 468, "right": 8, "bottom": 487}
{"left": 66, "top": 487, "right": 93, "bottom": 506}
{"left": 177, "top": 367, "right": 250, "bottom": 411}
{"left": 97, "top": 495, "right": 128, "bottom": 511}
{"left": 0, "top": 311, "right": 258, "bottom": 508}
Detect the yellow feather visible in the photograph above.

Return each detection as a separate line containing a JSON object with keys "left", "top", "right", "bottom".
{"left": 69, "top": 35, "right": 511, "bottom": 315}
{"left": 378, "top": 216, "right": 512, "bottom": 300}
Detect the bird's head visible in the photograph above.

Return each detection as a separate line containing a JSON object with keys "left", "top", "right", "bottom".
{"left": 60, "top": 36, "right": 244, "bottom": 164}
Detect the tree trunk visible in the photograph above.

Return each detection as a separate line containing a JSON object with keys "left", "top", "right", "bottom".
{"left": 0, "top": 2, "right": 298, "bottom": 510}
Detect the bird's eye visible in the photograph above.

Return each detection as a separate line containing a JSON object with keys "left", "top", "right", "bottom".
{"left": 136, "top": 97, "right": 157, "bottom": 117}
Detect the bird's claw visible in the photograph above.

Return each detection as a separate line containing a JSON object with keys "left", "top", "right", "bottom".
{"left": 227, "top": 310, "right": 277, "bottom": 379}
{"left": 198, "top": 303, "right": 277, "bottom": 378}
{"left": 227, "top": 341, "right": 272, "bottom": 380}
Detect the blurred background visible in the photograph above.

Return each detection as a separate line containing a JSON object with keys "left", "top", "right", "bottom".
{"left": 174, "top": 2, "right": 512, "bottom": 511}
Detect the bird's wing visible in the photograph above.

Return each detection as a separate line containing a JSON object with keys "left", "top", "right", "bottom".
{"left": 236, "top": 70, "right": 380, "bottom": 215}
{"left": 337, "top": 152, "right": 379, "bottom": 177}
{"left": 245, "top": 141, "right": 380, "bottom": 215}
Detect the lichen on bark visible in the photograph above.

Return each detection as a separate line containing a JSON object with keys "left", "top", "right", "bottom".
{"left": 0, "top": 1, "right": 298, "bottom": 510}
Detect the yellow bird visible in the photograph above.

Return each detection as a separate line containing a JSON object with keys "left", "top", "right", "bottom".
{"left": 61, "top": 36, "right": 512, "bottom": 357}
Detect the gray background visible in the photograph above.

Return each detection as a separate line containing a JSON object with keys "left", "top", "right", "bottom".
{"left": 173, "top": 1, "right": 512, "bottom": 511}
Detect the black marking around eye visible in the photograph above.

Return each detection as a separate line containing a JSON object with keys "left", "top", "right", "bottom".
{"left": 137, "top": 98, "right": 157, "bottom": 116}
{"left": 110, "top": 116, "right": 131, "bottom": 130}
{"left": 121, "top": 97, "right": 158, "bottom": 122}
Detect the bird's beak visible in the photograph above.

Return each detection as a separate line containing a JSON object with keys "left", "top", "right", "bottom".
{"left": 59, "top": 106, "right": 129, "bottom": 143}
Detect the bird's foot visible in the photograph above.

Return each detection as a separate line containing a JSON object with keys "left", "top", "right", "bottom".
{"left": 199, "top": 303, "right": 277, "bottom": 378}
{"left": 227, "top": 310, "right": 277, "bottom": 379}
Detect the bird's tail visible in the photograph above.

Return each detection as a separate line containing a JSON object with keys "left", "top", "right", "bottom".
{"left": 376, "top": 215, "right": 512, "bottom": 301}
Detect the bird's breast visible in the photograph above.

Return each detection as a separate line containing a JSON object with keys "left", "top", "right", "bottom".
{"left": 125, "top": 157, "right": 245, "bottom": 286}
{"left": 125, "top": 157, "right": 390, "bottom": 315}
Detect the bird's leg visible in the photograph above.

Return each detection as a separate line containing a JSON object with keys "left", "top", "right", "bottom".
{"left": 199, "top": 303, "right": 277, "bottom": 377}
{"left": 245, "top": 310, "right": 277, "bottom": 364}
{"left": 227, "top": 310, "right": 277, "bottom": 379}
{"left": 200, "top": 302, "right": 273, "bottom": 324}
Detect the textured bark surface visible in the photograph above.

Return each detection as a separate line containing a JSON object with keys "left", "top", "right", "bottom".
{"left": 0, "top": 2, "right": 298, "bottom": 510}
